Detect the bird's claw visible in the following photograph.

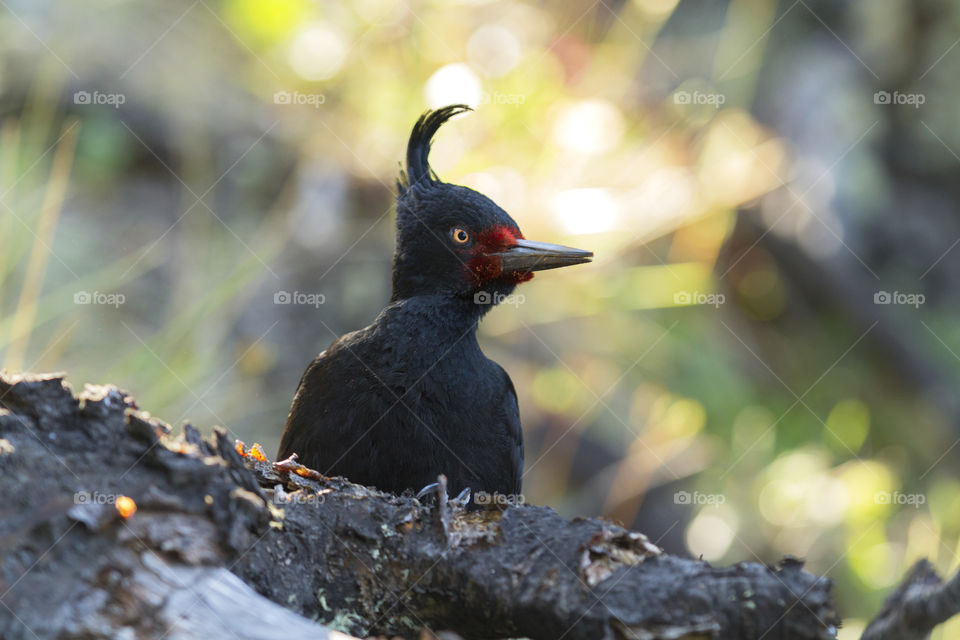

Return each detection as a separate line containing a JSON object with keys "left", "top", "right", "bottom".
{"left": 452, "top": 487, "right": 471, "bottom": 507}
{"left": 415, "top": 477, "right": 471, "bottom": 510}
{"left": 415, "top": 482, "right": 440, "bottom": 501}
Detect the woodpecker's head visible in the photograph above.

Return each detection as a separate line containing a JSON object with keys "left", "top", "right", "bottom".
{"left": 392, "top": 105, "right": 591, "bottom": 310}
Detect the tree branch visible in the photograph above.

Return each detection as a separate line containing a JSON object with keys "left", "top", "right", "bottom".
{"left": 0, "top": 371, "right": 945, "bottom": 639}
{"left": 862, "top": 559, "right": 960, "bottom": 640}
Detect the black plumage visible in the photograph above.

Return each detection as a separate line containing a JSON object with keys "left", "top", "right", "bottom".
{"left": 278, "top": 105, "right": 591, "bottom": 499}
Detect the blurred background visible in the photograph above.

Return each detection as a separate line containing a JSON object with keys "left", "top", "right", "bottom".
{"left": 1, "top": 0, "right": 959, "bottom": 634}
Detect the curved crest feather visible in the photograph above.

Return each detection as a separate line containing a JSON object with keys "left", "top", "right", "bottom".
{"left": 397, "top": 104, "right": 472, "bottom": 195}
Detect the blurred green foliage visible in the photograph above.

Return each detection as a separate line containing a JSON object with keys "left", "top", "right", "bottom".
{"left": 1, "top": 0, "right": 959, "bottom": 633}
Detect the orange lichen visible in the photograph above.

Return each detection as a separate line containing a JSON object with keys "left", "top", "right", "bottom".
{"left": 285, "top": 464, "right": 323, "bottom": 480}
{"left": 235, "top": 440, "right": 246, "bottom": 457}
{"left": 249, "top": 443, "right": 267, "bottom": 462}
{"left": 115, "top": 495, "right": 137, "bottom": 520}
{"left": 274, "top": 453, "right": 326, "bottom": 480}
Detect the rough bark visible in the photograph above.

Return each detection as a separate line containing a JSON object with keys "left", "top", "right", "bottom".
{"left": 0, "top": 371, "right": 949, "bottom": 639}
{"left": 861, "top": 559, "right": 960, "bottom": 640}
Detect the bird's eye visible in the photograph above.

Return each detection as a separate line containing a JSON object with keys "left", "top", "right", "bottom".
{"left": 451, "top": 228, "right": 470, "bottom": 244}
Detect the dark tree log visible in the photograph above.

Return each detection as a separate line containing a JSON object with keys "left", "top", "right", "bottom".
{"left": 0, "top": 372, "right": 346, "bottom": 640}
{"left": 862, "top": 559, "right": 960, "bottom": 640}
{"left": 0, "top": 371, "right": 949, "bottom": 639}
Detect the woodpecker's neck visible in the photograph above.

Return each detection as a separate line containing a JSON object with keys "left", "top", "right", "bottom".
{"left": 378, "top": 294, "right": 490, "bottom": 350}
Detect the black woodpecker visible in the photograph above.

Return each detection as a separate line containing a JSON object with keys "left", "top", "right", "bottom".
{"left": 278, "top": 105, "right": 592, "bottom": 500}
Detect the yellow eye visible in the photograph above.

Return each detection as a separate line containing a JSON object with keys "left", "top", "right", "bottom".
{"left": 451, "top": 228, "right": 470, "bottom": 244}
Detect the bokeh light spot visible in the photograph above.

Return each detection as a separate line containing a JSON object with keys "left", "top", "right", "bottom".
{"left": 824, "top": 399, "right": 870, "bottom": 454}
{"left": 552, "top": 100, "right": 624, "bottom": 155}
{"left": 425, "top": 63, "right": 483, "bottom": 109}
{"left": 532, "top": 367, "right": 582, "bottom": 414}
{"left": 550, "top": 188, "right": 621, "bottom": 235}
{"left": 686, "top": 507, "right": 738, "bottom": 561}
{"left": 467, "top": 25, "right": 521, "bottom": 77}
{"left": 288, "top": 23, "right": 348, "bottom": 80}
{"left": 633, "top": 0, "right": 680, "bottom": 18}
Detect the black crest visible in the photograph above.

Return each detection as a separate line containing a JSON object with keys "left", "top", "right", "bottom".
{"left": 397, "top": 104, "right": 472, "bottom": 196}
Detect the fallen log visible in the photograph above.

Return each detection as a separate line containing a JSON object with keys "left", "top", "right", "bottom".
{"left": 0, "top": 371, "right": 951, "bottom": 639}
{"left": 861, "top": 559, "right": 960, "bottom": 640}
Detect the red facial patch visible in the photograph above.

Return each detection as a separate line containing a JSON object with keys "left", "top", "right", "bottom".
{"left": 464, "top": 225, "right": 534, "bottom": 285}
{"left": 476, "top": 226, "right": 521, "bottom": 250}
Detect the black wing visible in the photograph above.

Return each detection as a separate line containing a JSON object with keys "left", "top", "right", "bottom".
{"left": 278, "top": 333, "right": 414, "bottom": 491}
{"left": 277, "top": 350, "right": 331, "bottom": 465}
{"left": 277, "top": 335, "right": 384, "bottom": 475}
{"left": 495, "top": 364, "right": 524, "bottom": 497}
